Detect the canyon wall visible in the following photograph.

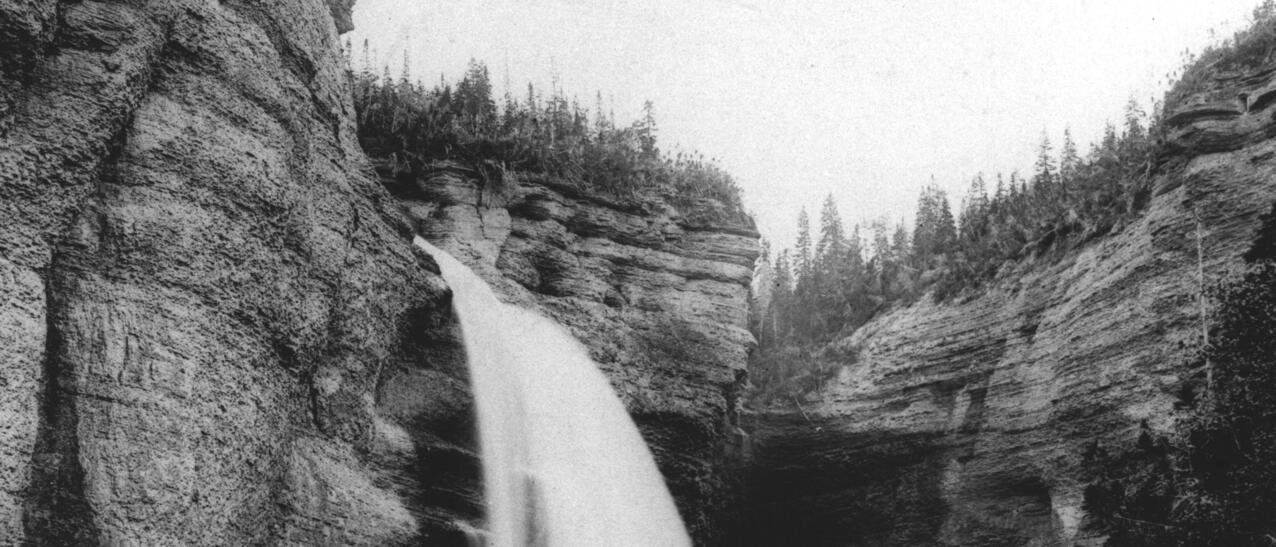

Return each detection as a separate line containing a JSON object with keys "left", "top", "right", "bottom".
{"left": 0, "top": 1, "right": 760, "bottom": 545}
{"left": 738, "top": 54, "right": 1276, "bottom": 546}
{"left": 0, "top": 1, "right": 480, "bottom": 544}
{"left": 380, "top": 161, "right": 759, "bottom": 545}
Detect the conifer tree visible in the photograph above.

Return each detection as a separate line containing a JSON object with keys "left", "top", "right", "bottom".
{"left": 594, "top": 91, "right": 608, "bottom": 138}
{"left": 771, "top": 250, "right": 793, "bottom": 341}
{"left": 1101, "top": 121, "right": 1119, "bottom": 154}
{"left": 890, "top": 222, "right": 913, "bottom": 298}
{"left": 360, "top": 38, "right": 371, "bottom": 74}
{"left": 869, "top": 217, "right": 892, "bottom": 273}
{"left": 795, "top": 208, "right": 813, "bottom": 281}
{"left": 847, "top": 223, "right": 865, "bottom": 270}
{"left": 816, "top": 194, "right": 845, "bottom": 264}
{"left": 1123, "top": 97, "right": 1146, "bottom": 142}
{"left": 935, "top": 191, "right": 956, "bottom": 247}
{"left": 890, "top": 223, "right": 910, "bottom": 266}
{"left": 930, "top": 189, "right": 958, "bottom": 280}
{"left": 959, "top": 174, "right": 989, "bottom": 243}
{"left": 636, "top": 100, "right": 658, "bottom": 160}
{"left": 1034, "top": 131, "right": 1056, "bottom": 192}
{"left": 773, "top": 250, "right": 792, "bottom": 294}
{"left": 399, "top": 50, "right": 411, "bottom": 86}
{"left": 1060, "top": 127, "right": 1080, "bottom": 200}
{"left": 912, "top": 186, "right": 937, "bottom": 264}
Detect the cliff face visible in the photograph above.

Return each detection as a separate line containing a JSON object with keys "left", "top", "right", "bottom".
{"left": 0, "top": 2, "right": 760, "bottom": 544}
{"left": 739, "top": 57, "right": 1276, "bottom": 545}
{"left": 382, "top": 161, "right": 760, "bottom": 545}
{"left": 0, "top": 1, "right": 476, "bottom": 544}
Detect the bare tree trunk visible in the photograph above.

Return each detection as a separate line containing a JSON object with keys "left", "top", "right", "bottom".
{"left": 1195, "top": 208, "right": 1212, "bottom": 392}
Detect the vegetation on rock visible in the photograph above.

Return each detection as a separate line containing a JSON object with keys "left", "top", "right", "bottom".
{"left": 1080, "top": 197, "right": 1276, "bottom": 546}
{"left": 348, "top": 52, "right": 745, "bottom": 217}
{"left": 749, "top": 102, "right": 1157, "bottom": 403}
{"left": 748, "top": 1, "right": 1276, "bottom": 405}
{"left": 747, "top": 3, "right": 1276, "bottom": 542}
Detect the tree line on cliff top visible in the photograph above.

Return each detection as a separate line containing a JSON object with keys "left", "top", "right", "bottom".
{"left": 750, "top": 100, "right": 1157, "bottom": 401}
{"left": 346, "top": 48, "right": 744, "bottom": 216}
{"left": 755, "top": 4, "right": 1276, "bottom": 544}
{"left": 750, "top": 0, "right": 1276, "bottom": 404}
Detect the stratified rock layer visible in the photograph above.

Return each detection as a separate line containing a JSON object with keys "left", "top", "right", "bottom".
{"left": 739, "top": 57, "right": 1276, "bottom": 545}
{"left": 386, "top": 162, "right": 760, "bottom": 545}
{"left": 0, "top": 1, "right": 474, "bottom": 544}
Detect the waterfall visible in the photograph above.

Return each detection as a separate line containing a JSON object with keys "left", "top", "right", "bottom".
{"left": 415, "top": 237, "right": 692, "bottom": 547}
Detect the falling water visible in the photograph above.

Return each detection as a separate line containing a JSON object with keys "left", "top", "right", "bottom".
{"left": 415, "top": 237, "right": 692, "bottom": 547}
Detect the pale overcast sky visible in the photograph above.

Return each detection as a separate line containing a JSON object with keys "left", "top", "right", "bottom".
{"left": 350, "top": 0, "right": 1259, "bottom": 250}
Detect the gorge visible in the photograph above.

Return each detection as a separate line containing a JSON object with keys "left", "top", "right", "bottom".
{"left": 3, "top": 0, "right": 1276, "bottom": 546}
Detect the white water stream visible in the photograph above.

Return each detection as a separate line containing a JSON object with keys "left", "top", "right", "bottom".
{"left": 415, "top": 237, "right": 691, "bottom": 547}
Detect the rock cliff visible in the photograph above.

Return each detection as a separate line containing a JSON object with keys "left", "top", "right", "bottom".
{"left": 0, "top": 0, "right": 476, "bottom": 544}
{"left": 0, "top": 1, "right": 760, "bottom": 545}
{"left": 737, "top": 53, "right": 1276, "bottom": 545}
{"left": 379, "top": 160, "right": 759, "bottom": 545}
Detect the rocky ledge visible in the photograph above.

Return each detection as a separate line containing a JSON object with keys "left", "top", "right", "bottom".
{"left": 738, "top": 55, "right": 1276, "bottom": 546}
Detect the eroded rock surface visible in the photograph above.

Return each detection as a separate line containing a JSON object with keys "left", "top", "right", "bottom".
{"left": 739, "top": 58, "right": 1276, "bottom": 546}
{"left": 384, "top": 161, "right": 760, "bottom": 545}
{"left": 0, "top": 1, "right": 473, "bottom": 544}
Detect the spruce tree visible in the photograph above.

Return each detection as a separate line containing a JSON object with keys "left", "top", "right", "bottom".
{"left": 934, "top": 189, "right": 957, "bottom": 256}
{"left": 1123, "top": 97, "right": 1145, "bottom": 142}
{"left": 960, "top": 174, "right": 989, "bottom": 244}
{"left": 816, "top": 194, "right": 845, "bottom": 264}
{"left": 870, "top": 218, "right": 892, "bottom": 273}
{"left": 1034, "top": 132, "right": 1056, "bottom": 192}
{"left": 912, "top": 186, "right": 937, "bottom": 265}
{"left": 771, "top": 250, "right": 793, "bottom": 342}
{"left": 795, "top": 208, "right": 813, "bottom": 281}
{"left": 637, "top": 100, "right": 658, "bottom": 160}
{"left": 1060, "top": 127, "right": 1080, "bottom": 199}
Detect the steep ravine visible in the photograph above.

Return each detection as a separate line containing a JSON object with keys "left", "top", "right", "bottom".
{"left": 738, "top": 55, "right": 1276, "bottom": 545}
{"left": 377, "top": 159, "right": 759, "bottom": 545}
